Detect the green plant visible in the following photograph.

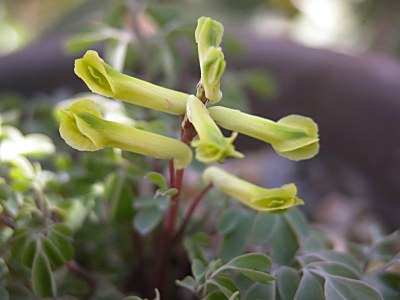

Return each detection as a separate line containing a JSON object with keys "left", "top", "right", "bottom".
{"left": 0, "top": 16, "right": 398, "bottom": 300}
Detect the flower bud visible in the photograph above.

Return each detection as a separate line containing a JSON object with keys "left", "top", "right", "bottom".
{"left": 208, "top": 106, "right": 319, "bottom": 161}
{"left": 195, "top": 17, "right": 225, "bottom": 103}
{"left": 201, "top": 47, "right": 226, "bottom": 103}
{"left": 195, "top": 17, "right": 224, "bottom": 57}
{"left": 59, "top": 99, "right": 192, "bottom": 169}
{"left": 74, "top": 50, "right": 189, "bottom": 115}
{"left": 203, "top": 166, "right": 303, "bottom": 213}
{"left": 186, "top": 95, "right": 243, "bottom": 164}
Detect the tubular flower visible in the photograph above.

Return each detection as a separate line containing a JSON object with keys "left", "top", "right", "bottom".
{"left": 195, "top": 17, "right": 226, "bottom": 103}
{"left": 203, "top": 166, "right": 303, "bottom": 213}
{"left": 59, "top": 99, "right": 192, "bottom": 169}
{"left": 208, "top": 106, "right": 319, "bottom": 161}
{"left": 74, "top": 50, "right": 189, "bottom": 115}
{"left": 186, "top": 95, "right": 243, "bottom": 164}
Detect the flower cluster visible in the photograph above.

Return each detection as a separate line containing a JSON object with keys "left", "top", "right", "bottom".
{"left": 59, "top": 17, "right": 319, "bottom": 213}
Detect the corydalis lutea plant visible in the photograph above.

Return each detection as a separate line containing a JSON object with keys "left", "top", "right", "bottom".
{"left": 59, "top": 16, "right": 319, "bottom": 296}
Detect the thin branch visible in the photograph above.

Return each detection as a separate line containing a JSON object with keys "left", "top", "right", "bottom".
{"left": 67, "top": 261, "right": 98, "bottom": 288}
{"left": 0, "top": 214, "right": 16, "bottom": 229}
{"left": 172, "top": 184, "right": 212, "bottom": 244}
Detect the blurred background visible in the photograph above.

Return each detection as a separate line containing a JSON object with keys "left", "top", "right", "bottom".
{"left": 1, "top": 0, "right": 400, "bottom": 241}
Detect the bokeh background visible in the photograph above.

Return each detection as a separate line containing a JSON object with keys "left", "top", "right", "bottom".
{"left": 1, "top": 0, "right": 400, "bottom": 243}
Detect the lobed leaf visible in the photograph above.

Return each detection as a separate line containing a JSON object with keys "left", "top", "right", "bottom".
{"left": 294, "top": 271, "right": 324, "bottom": 300}
{"left": 276, "top": 266, "right": 300, "bottom": 300}
{"left": 32, "top": 252, "right": 56, "bottom": 297}
{"left": 324, "top": 275, "right": 384, "bottom": 300}
{"left": 226, "top": 253, "right": 271, "bottom": 272}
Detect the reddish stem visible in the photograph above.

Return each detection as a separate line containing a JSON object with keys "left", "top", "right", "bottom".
{"left": 172, "top": 184, "right": 212, "bottom": 244}
{"left": 155, "top": 90, "right": 205, "bottom": 296}
{"left": 168, "top": 160, "right": 175, "bottom": 188}
{"left": 163, "top": 169, "right": 184, "bottom": 233}
{"left": 67, "top": 261, "right": 97, "bottom": 288}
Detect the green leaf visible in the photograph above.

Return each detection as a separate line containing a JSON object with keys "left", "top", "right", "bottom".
{"left": 32, "top": 252, "right": 56, "bottom": 297}
{"left": 271, "top": 216, "right": 299, "bottom": 265}
{"left": 0, "top": 180, "right": 12, "bottom": 200}
{"left": 301, "top": 251, "right": 361, "bottom": 275}
{"left": 21, "top": 238, "right": 38, "bottom": 268}
{"left": 217, "top": 208, "right": 241, "bottom": 235}
{"left": 105, "top": 171, "right": 135, "bottom": 222}
{"left": 234, "top": 268, "right": 275, "bottom": 283}
{"left": 11, "top": 228, "right": 30, "bottom": 259}
{"left": 284, "top": 208, "right": 309, "bottom": 241}
{"left": 324, "top": 275, "right": 384, "bottom": 300}
{"left": 48, "top": 226, "right": 74, "bottom": 262}
{"left": 133, "top": 207, "right": 163, "bottom": 235}
{"left": 145, "top": 172, "right": 168, "bottom": 191}
{"left": 203, "top": 290, "right": 228, "bottom": 300}
{"left": 365, "top": 272, "right": 400, "bottom": 300}
{"left": 294, "top": 271, "right": 324, "bottom": 300}
{"left": 243, "top": 282, "right": 275, "bottom": 300}
{"left": 249, "top": 213, "right": 276, "bottom": 245}
{"left": 276, "top": 266, "right": 300, "bottom": 300}
{"left": 307, "top": 262, "right": 359, "bottom": 279}
{"left": 176, "top": 276, "right": 196, "bottom": 293}
{"left": 51, "top": 223, "right": 74, "bottom": 239}
{"left": 42, "top": 237, "right": 68, "bottom": 267}
{"left": 218, "top": 209, "right": 252, "bottom": 261}
{"left": 208, "top": 274, "right": 239, "bottom": 297}
{"left": 227, "top": 253, "right": 271, "bottom": 272}
{"left": 192, "top": 259, "right": 206, "bottom": 280}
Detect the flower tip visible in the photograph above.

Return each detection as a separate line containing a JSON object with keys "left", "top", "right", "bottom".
{"left": 74, "top": 50, "right": 115, "bottom": 98}
{"left": 195, "top": 17, "right": 224, "bottom": 47}
{"left": 272, "top": 115, "right": 320, "bottom": 161}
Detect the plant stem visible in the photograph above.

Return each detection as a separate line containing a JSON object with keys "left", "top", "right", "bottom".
{"left": 156, "top": 85, "right": 206, "bottom": 296}
{"left": 169, "top": 160, "right": 175, "bottom": 187}
{"left": 67, "top": 260, "right": 98, "bottom": 288}
{"left": 0, "top": 214, "right": 16, "bottom": 229}
{"left": 164, "top": 168, "right": 184, "bottom": 233}
{"left": 172, "top": 184, "right": 212, "bottom": 244}
{"left": 156, "top": 116, "right": 195, "bottom": 295}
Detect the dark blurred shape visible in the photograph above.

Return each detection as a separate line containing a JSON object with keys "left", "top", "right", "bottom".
{"left": 0, "top": 38, "right": 86, "bottom": 95}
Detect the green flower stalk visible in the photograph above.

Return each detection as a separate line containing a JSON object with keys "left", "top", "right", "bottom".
{"left": 203, "top": 166, "right": 303, "bottom": 213}
{"left": 195, "top": 17, "right": 226, "bottom": 103}
{"left": 74, "top": 50, "right": 189, "bottom": 115}
{"left": 186, "top": 95, "right": 243, "bottom": 164}
{"left": 59, "top": 99, "right": 192, "bottom": 169}
{"left": 208, "top": 106, "right": 319, "bottom": 161}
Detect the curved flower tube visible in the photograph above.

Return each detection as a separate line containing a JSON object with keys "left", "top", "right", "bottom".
{"left": 195, "top": 17, "right": 226, "bottom": 103}
{"left": 74, "top": 50, "right": 189, "bottom": 115}
{"left": 203, "top": 166, "right": 303, "bottom": 213}
{"left": 186, "top": 95, "right": 243, "bottom": 163}
{"left": 208, "top": 106, "right": 319, "bottom": 161}
{"left": 59, "top": 99, "right": 192, "bottom": 169}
